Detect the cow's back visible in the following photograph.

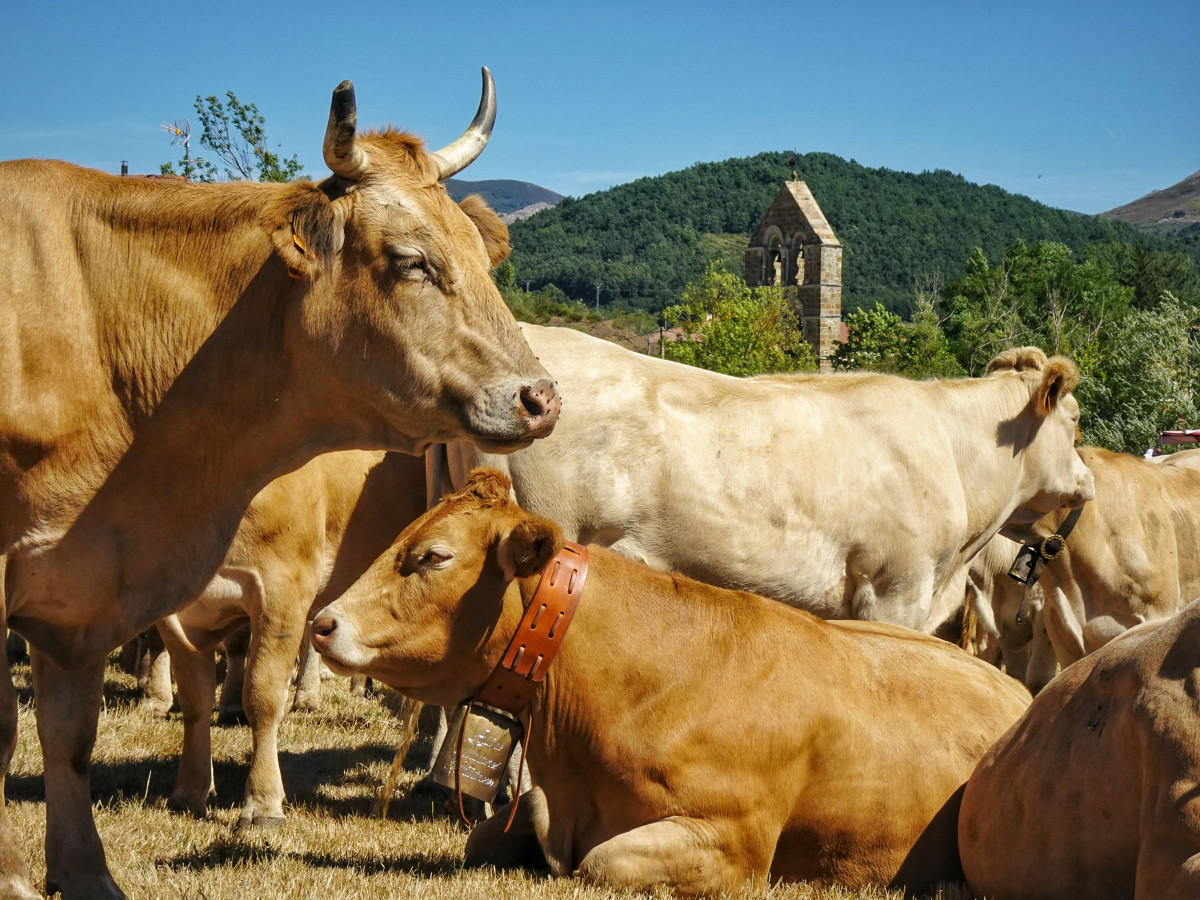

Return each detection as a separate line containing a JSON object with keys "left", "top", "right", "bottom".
{"left": 468, "top": 323, "right": 1039, "bottom": 630}
{"left": 959, "top": 602, "right": 1200, "bottom": 899}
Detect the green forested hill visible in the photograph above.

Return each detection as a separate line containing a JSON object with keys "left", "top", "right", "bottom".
{"left": 507, "top": 151, "right": 1188, "bottom": 315}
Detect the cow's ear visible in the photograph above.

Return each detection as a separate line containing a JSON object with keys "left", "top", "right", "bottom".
{"left": 458, "top": 194, "right": 510, "bottom": 267}
{"left": 1035, "top": 356, "right": 1080, "bottom": 416}
{"left": 497, "top": 515, "right": 561, "bottom": 580}
{"left": 268, "top": 185, "right": 348, "bottom": 280}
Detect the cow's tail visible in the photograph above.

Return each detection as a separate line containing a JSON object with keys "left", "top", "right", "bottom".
{"left": 157, "top": 613, "right": 201, "bottom": 655}
{"left": 963, "top": 577, "right": 1001, "bottom": 659}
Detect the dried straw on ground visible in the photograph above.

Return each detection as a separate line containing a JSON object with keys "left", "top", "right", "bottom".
{"left": 7, "top": 657, "right": 973, "bottom": 899}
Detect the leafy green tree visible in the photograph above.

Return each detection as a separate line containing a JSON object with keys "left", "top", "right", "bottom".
{"left": 1074, "top": 292, "right": 1200, "bottom": 453}
{"left": 1083, "top": 243, "right": 1200, "bottom": 309}
{"left": 941, "top": 247, "right": 1027, "bottom": 375}
{"left": 661, "top": 264, "right": 816, "bottom": 376}
{"left": 831, "top": 302, "right": 906, "bottom": 372}
{"left": 162, "top": 92, "right": 302, "bottom": 183}
{"left": 830, "top": 298, "right": 964, "bottom": 378}
{"left": 493, "top": 259, "right": 518, "bottom": 296}
{"left": 903, "top": 294, "right": 966, "bottom": 379}
{"left": 943, "top": 241, "right": 1131, "bottom": 376}
{"left": 505, "top": 150, "right": 1181, "bottom": 315}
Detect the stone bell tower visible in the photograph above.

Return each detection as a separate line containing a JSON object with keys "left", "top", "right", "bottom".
{"left": 744, "top": 180, "right": 842, "bottom": 371}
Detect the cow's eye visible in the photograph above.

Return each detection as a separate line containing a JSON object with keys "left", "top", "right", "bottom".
{"left": 420, "top": 548, "right": 453, "bottom": 569}
{"left": 387, "top": 248, "right": 428, "bottom": 281}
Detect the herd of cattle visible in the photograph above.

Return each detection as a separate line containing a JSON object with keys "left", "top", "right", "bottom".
{"left": 0, "top": 68, "right": 1197, "bottom": 899}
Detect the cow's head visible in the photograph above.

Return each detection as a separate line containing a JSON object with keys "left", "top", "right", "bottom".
{"left": 988, "top": 347, "right": 1095, "bottom": 538}
{"left": 311, "top": 468, "right": 561, "bottom": 706}
{"left": 268, "top": 69, "right": 558, "bottom": 453}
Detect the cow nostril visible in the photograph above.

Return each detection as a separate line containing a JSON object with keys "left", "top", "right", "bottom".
{"left": 311, "top": 617, "right": 337, "bottom": 639}
{"left": 519, "top": 386, "right": 546, "bottom": 418}
{"left": 519, "top": 380, "right": 560, "bottom": 421}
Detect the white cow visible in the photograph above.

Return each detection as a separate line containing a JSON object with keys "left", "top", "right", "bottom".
{"left": 1010, "top": 445, "right": 1200, "bottom": 673}
{"left": 432, "top": 325, "right": 1094, "bottom": 632}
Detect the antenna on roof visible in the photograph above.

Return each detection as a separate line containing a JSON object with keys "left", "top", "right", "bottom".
{"left": 161, "top": 118, "right": 192, "bottom": 150}
{"left": 160, "top": 118, "right": 204, "bottom": 175}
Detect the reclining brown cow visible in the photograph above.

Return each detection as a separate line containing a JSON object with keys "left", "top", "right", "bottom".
{"left": 959, "top": 597, "right": 1200, "bottom": 899}
{"left": 311, "top": 469, "right": 1031, "bottom": 896}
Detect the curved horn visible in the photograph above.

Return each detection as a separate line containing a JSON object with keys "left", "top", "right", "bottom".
{"left": 324, "top": 80, "right": 371, "bottom": 180}
{"left": 430, "top": 66, "right": 497, "bottom": 181}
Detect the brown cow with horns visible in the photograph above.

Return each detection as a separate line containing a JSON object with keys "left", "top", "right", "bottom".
{"left": 0, "top": 69, "right": 557, "bottom": 899}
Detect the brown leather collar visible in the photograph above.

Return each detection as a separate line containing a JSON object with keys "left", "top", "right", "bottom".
{"left": 475, "top": 541, "right": 588, "bottom": 715}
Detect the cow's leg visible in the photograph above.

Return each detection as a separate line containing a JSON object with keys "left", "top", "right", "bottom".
{"left": 235, "top": 593, "right": 309, "bottom": 831}
{"left": 31, "top": 649, "right": 124, "bottom": 899}
{"left": 290, "top": 634, "right": 323, "bottom": 711}
{"left": 575, "top": 817, "right": 768, "bottom": 896}
{"left": 136, "top": 632, "right": 173, "bottom": 718}
{"left": 1025, "top": 611, "right": 1059, "bottom": 694}
{"left": 216, "top": 624, "right": 249, "bottom": 724}
{"left": 1082, "top": 615, "right": 1128, "bottom": 653}
{"left": 0, "top": 641, "right": 39, "bottom": 898}
{"left": 463, "top": 789, "right": 547, "bottom": 871}
{"left": 161, "top": 626, "right": 217, "bottom": 817}
{"left": 1040, "top": 582, "right": 1087, "bottom": 668}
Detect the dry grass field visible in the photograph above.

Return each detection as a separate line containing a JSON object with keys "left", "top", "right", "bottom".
{"left": 6, "top": 656, "right": 977, "bottom": 900}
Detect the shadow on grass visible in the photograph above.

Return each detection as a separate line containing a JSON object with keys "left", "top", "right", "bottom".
{"left": 11, "top": 665, "right": 147, "bottom": 712}
{"left": 159, "top": 834, "right": 464, "bottom": 879}
{"left": 5, "top": 744, "right": 400, "bottom": 821}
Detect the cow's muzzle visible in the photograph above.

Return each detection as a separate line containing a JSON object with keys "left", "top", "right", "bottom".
{"left": 519, "top": 378, "right": 560, "bottom": 440}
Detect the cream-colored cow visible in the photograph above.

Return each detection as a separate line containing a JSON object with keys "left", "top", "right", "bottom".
{"left": 312, "top": 469, "right": 1032, "bottom": 896}
{"left": 1035, "top": 446, "right": 1200, "bottom": 669}
{"left": 970, "top": 446, "right": 1200, "bottom": 692}
{"left": 434, "top": 325, "right": 1094, "bottom": 633}
{"left": 959, "top": 598, "right": 1200, "bottom": 899}
{"left": 159, "top": 450, "right": 426, "bottom": 829}
{"left": 0, "top": 71, "right": 557, "bottom": 899}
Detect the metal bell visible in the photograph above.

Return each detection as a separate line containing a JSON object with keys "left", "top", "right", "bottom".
{"left": 1007, "top": 543, "right": 1046, "bottom": 586}
{"left": 431, "top": 701, "right": 523, "bottom": 803}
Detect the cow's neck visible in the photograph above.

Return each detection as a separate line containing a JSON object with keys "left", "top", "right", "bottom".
{"left": 943, "top": 376, "right": 1041, "bottom": 561}
{"left": 7, "top": 188, "right": 356, "bottom": 666}
{"left": 515, "top": 548, "right": 817, "bottom": 776}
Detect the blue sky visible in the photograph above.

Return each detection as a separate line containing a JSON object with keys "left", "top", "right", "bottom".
{"left": 2, "top": 0, "right": 1195, "bottom": 214}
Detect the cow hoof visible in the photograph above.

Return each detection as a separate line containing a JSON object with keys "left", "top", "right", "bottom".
{"left": 235, "top": 815, "right": 285, "bottom": 833}
{"left": 44, "top": 874, "right": 126, "bottom": 900}
{"left": 134, "top": 699, "right": 172, "bottom": 719}
{"left": 291, "top": 692, "right": 321, "bottom": 711}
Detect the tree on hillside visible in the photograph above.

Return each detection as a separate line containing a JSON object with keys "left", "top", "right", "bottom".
{"left": 938, "top": 238, "right": 1200, "bottom": 453}
{"left": 162, "top": 91, "right": 303, "bottom": 183}
{"left": 661, "top": 264, "right": 816, "bottom": 376}
{"left": 505, "top": 150, "right": 1182, "bottom": 316}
